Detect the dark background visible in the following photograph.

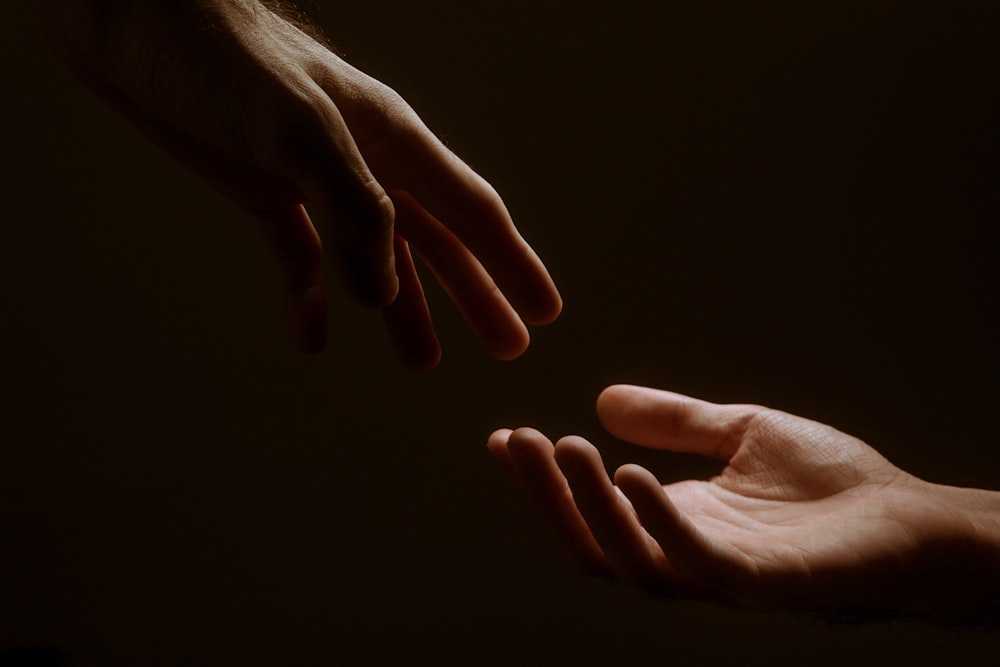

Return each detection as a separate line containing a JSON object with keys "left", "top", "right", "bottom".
{"left": 2, "top": 1, "right": 998, "bottom": 664}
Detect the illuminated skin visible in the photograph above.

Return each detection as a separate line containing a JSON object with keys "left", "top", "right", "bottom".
{"left": 42, "top": 0, "right": 998, "bottom": 623}
{"left": 489, "top": 385, "right": 1000, "bottom": 622}
{"left": 42, "top": 0, "right": 561, "bottom": 367}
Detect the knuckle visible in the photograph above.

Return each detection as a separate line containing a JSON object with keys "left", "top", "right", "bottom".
{"left": 341, "top": 81, "right": 424, "bottom": 158}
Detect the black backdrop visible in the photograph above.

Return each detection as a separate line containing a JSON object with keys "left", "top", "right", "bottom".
{"left": 2, "top": 2, "right": 998, "bottom": 664}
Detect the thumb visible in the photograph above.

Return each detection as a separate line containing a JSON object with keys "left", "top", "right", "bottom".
{"left": 597, "top": 384, "right": 757, "bottom": 460}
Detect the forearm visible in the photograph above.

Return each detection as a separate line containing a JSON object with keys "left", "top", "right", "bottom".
{"left": 40, "top": 0, "right": 264, "bottom": 73}
{"left": 41, "top": 0, "right": 281, "bottom": 144}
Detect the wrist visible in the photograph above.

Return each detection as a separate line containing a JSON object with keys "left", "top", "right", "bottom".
{"left": 928, "top": 481, "right": 1000, "bottom": 563}
{"left": 903, "top": 479, "right": 1000, "bottom": 623}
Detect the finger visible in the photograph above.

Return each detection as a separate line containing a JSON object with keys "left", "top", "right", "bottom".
{"left": 501, "top": 428, "right": 609, "bottom": 576}
{"left": 253, "top": 204, "right": 328, "bottom": 353}
{"left": 267, "top": 85, "right": 398, "bottom": 308}
{"left": 367, "top": 120, "right": 562, "bottom": 326}
{"left": 553, "top": 436, "right": 680, "bottom": 591}
{"left": 615, "top": 464, "right": 749, "bottom": 600}
{"left": 391, "top": 189, "right": 530, "bottom": 361}
{"left": 596, "top": 385, "right": 761, "bottom": 459}
{"left": 486, "top": 428, "right": 516, "bottom": 477}
{"left": 381, "top": 233, "right": 441, "bottom": 370}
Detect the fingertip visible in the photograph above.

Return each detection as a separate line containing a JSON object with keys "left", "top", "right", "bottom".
{"left": 554, "top": 434, "right": 595, "bottom": 452}
{"left": 487, "top": 429, "right": 515, "bottom": 471}
{"left": 487, "top": 428, "right": 514, "bottom": 448}
{"left": 489, "top": 323, "right": 530, "bottom": 361}
{"left": 595, "top": 384, "right": 626, "bottom": 418}
{"left": 596, "top": 384, "right": 690, "bottom": 444}
{"left": 553, "top": 435, "right": 600, "bottom": 472}
{"left": 506, "top": 426, "right": 552, "bottom": 454}
{"left": 598, "top": 384, "right": 639, "bottom": 398}
{"left": 519, "top": 287, "right": 563, "bottom": 327}
{"left": 596, "top": 384, "right": 651, "bottom": 413}
{"left": 503, "top": 427, "right": 556, "bottom": 479}
{"left": 613, "top": 463, "right": 659, "bottom": 492}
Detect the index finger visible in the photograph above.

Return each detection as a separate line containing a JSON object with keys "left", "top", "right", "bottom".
{"left": 379, "top": 124, "right": 562, "bottom": 326}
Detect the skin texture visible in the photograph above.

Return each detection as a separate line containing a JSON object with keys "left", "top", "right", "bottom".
{"left": 489, "top": 384, "right": 1000, "bottom": 623}
{"left": 42, "top": 0, "right": 561, "bottom": 367}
